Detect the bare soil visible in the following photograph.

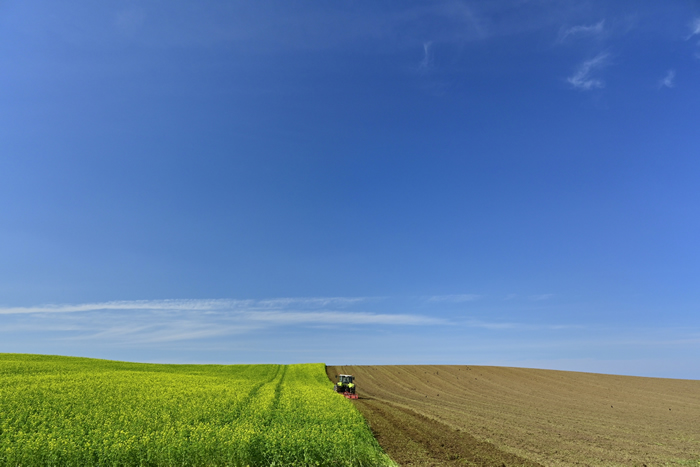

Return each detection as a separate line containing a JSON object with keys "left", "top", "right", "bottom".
{"left": 328, "top": 365, "right": 700, "bottom": 466}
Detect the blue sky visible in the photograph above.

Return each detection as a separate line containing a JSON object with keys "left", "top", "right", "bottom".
{"left": 1, "top": 1, "right": 699, "bottom": 378}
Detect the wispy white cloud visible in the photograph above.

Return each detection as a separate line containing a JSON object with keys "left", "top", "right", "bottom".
{"left": 558, "top": 19, "right": 605, "bottom": 42}
{"left": 464, "top": 320, "right": 517, "bottom": 330}
{"left": 0, "top": 297, "right": 370, "bottom": 315}
{"left": 419, "top": 41, "right": 433, "bottom": 69}
{"left": 658, "top": 69, "right": 675, "bottom": 89}
{"left": 426, "top": 294, "right": 480, "bottom": 303}
{"left": 0, "top": 298, "right": 445, "bottom": 344}
{"left": 567, "top": 52, "right": 609, "bottom": 90}
{"left": 252, "top": 297, "right": 369, "bottom": 309}
{"left": 530, "top": 294, "right": 554, "bottom": 301}
{"left": 0, "top": 299, "right": 214, "bottom": 315}
{"left": 72, "top": 322, "right": 258, "bottom": 344}
{"left": 240, "top": 311, "right": 444, "bottom": 326}
{"left": 687, "top": 17, "right": 700, "bottom": 40}
{"left": 0, "top": 295, "right": 584, "bottom": 347}
{"left": 461, "top": 319, "right": 580, "bottom": 331}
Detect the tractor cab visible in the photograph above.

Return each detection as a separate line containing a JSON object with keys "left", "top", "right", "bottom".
{"left": 334, "top": 374, "right": 358, "bottom": 399}
{"left": 338, "top": 375, "right": 354, "bottom": 385}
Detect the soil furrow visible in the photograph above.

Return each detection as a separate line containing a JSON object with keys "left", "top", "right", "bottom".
{"left": 355, "top": 396, "right": 542, "bottom": 466}
{"left": 328, "top": 365, "right": 700, "bottom": 466}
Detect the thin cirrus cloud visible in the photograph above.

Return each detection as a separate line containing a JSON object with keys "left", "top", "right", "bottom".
{"left": 105, "top": 2, "right": 485, "bottom": 52}
{"left": 567, "top": 52, "right": 609, "bottom": 90}
{"left": 71, "top": 322, "right": 261, "bottom": 345}
{"left": 461, "top": 319, "right": 579, "bottom": 331}
{"left": 0, "top": 297, "right": 370, "bottom": 315}
{"left": 659, "top": 70, "right": 675, "bottom": 89}
{"left": 530, "top": 294, "right": 554, "bottom": 301}
{"left": 425, "top": 294, "right": 481, "bottom": 302}
{"left": 0, "top": 297, "right": 586, "bottom": 348}
{"left": 237, "top": 311, "right": 444, "bottom": 326}
{"left": 0, "top": 298, "right": 446, "bottom": 345}
{"left": 687, "top": 17, "right": 700, "bottom": 39}
{"left": 0, "top": 298, "right": 445, "bottom": 326}
{"left": 557, "top": 19, "right": 605, "bottom": 42}
{"left": 419, "top": 41, "right": 433, "bottom": 70}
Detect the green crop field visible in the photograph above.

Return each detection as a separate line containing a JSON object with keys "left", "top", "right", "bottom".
{"left": 0, "top": 354, "right": 394, "bottom": 466}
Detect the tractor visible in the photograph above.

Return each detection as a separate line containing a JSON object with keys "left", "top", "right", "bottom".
{"left": 334, "top": 374, "right": 358, "bottom": 399}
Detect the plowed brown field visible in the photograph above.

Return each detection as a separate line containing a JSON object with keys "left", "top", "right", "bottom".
{"left": 328, "top": 365, "right": 700, "bottom": 466}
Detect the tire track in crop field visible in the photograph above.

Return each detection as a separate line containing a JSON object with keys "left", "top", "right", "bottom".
{"left": 233, "top": 364, "right": 282, "bottom": 418}
{"left": 270, "top": 364, "right": 287, "bottom": 414}
{"left": 329, "top": 365, "right": 700, "bottom": 466}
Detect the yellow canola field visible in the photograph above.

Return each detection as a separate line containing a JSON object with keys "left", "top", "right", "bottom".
{"left": 0, "top": 354, "right": 394, "bottom": 466}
